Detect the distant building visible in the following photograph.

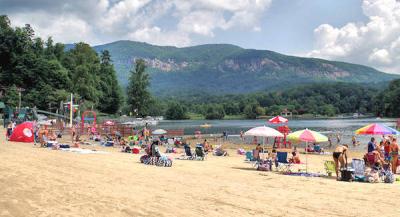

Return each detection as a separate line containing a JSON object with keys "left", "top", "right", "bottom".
{"left": 280, "top": 108, "right": 292, "bottom": 117}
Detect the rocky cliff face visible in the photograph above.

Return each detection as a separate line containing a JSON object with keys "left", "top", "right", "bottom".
{"left": 90, "top": 40, "right": 398, "bottom": 95}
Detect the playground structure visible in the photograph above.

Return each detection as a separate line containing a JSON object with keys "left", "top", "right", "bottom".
{"left": 275, "top": 125, "right": 292, "bottom": 149}
{"left": 81, "top": 110, "right": 97, "bottom": 133}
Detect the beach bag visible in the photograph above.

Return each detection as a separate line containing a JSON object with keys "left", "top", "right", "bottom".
{"left": 340, "top": 168, "right": 354, "bottom": 182}
{"left": 157, "top": 155, "right": 172, "bottom": 167}
{"left": 257, "top": 161, "right": 272, "bottom": 171}
{"left": 384, "top": 171, "right": 394, "bottom": 183}
{"left": 140, "top": 155, "right": 149, "bottom": 163}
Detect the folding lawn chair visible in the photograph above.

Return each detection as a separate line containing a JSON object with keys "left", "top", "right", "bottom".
{"left": 324, "top": 160, "right": 336, "bottom": 176}
{"left": 245, "top": 151, "right": 254, "bottom": 161}
{"left": 352, "top": 159, "right": 365, "bottom": 181}
{"left": 184, "top": 145, "right": 195, "bottom": 160}
{"left": 276, "top": 152, "right": 292, "bottom": 172}
{"left": 195, "top": 145, "right": 206, "bottom": 160}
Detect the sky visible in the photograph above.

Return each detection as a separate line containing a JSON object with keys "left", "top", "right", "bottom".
{"left": 1, "top": 0, "right": 400, "bottom": 73}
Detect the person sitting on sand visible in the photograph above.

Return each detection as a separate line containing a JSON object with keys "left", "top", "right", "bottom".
{"left": 120, "top": 138, "right": 131, "bottom": 153}
{"left": 214, "top": 145, "right": 228, "bottom": 156}
{"left": 289, "top": 146, "right": 301, "bottom": 164}
{"left": 48, "top": 130, "right": 57, "bottom": 141}
{"left": 150, "top": 140, "right": 161, "bottom": 157}
{"left": 203, "top": 139, "right": 213, "bottom": 153}
{"left": 332, "top": 144, "right": 349, "bottom": 180}
{"left": 269, "top": 147, "right": 277, "bottom": 162}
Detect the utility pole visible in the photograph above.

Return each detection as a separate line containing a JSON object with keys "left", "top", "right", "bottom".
{"left": 16, "top": 87, "right": 25, "bottom": 110}
{"left": 69, "top": 93, "right": 73, "bottom": 128}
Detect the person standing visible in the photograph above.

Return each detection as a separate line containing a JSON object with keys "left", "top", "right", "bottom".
{"left": 351, "top": 136, "right": 356, "bottom": 147}
{"left": 328, "top": 136, "right": 332, "bottom": 147}
{"left": 6, "top": 121, "right": 13, "bottom": 140}
{"left": 390, "top": 138, "right": 399, "bottom": 174}
{"left": 71, "top": 125, "right": 76, "bottom": 143}
{"left": 336, "top": 134, "right": 341, "bottom": 144}
{"left": 367, "top": 137, "right": 376, "bottom": 153}
{"left": 240, "top": 130, "right": 244, "bottom": 141}
{"left": 332, "top": 144, "right": 349, "bottom": 180}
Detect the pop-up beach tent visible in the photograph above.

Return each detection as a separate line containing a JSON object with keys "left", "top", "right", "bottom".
{"left": 9, "top": 121, "right": 34, "bottom": 143}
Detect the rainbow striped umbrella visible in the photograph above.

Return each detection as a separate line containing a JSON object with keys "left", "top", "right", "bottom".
{"left": 287, "top": 129, "right": 328, "bottom": 143}
{"left": 355, "top": 123, "right": 399, "bottom": 135}
{"left": 287, "top": 129, "right": 328, "bottom": 173}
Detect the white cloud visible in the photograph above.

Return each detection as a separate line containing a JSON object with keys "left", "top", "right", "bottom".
{"left": 9, "top": 13, "right": 100, "bottom": 44}
{"left": 129, "top": 26, "right": 191, "bottom": 46}
{"left": 308, "top": 0, "right": 400, "bottom": 73}
{"left": 2, "top": 0, "right": 272, "bottom": 47}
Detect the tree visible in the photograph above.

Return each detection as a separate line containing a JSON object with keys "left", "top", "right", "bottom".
{"left": 98, "top": 50, "right": 123, "bottom": 114}
{"left": 3, "top": 85, "right": 19, "bottom": 108}
{"left": 165, "top": 102, "right": 186, "bottom": 120}
{"left": 127, "top": 59, "right": 151, "bottom": 116}
{"left": 242, "top": 102, "right": 264, "bottom": 119}
{"left": 205, "top": 104, "right": 225, "bottom": 120}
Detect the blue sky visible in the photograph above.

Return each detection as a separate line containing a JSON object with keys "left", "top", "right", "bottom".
{"left": 1, "top": 0, "right": 399, "bottom": 73}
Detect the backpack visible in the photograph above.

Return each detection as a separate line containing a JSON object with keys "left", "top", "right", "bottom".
{"left": 384, "top": 171, "right": 394, "bottom": 183}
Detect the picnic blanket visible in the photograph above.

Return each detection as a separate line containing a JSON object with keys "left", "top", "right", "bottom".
{"left": 60, "top": 148, "right": 108, "bottom": 154}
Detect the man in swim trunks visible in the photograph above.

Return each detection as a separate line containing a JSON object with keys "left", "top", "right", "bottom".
{"left": 333, "top": 144, "right": 349, "bottom": 179}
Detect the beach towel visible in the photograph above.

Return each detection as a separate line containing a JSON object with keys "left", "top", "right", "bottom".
{"left": 60, "top": 148, "right": 108, "bottom": 154}
{"left": 237, "top": 148, "right": 245, "bottom": 155}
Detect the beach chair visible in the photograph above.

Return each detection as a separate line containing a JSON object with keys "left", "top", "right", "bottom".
{"left": 324, "top": 160, "right": 336, "bottom": 176}
{"left": 276, "top": 152, "right": 292, "bottom": 172}
{"left": 245, "top": 151, "right": 254, "bottom": 161}
{"left": 314, "top": 145, "right": 322, "bottom": 153}
{"left": 195, "top": 145, "right": 206, "bottom": 160}
{"left": 364, "top": 153, "right": 377, "bottom": 167}
{"left": 184, "top": 145, "right": 195, "bottom": 160}
{"left": 352, "top": 159, "right": 365, "bottom": 181}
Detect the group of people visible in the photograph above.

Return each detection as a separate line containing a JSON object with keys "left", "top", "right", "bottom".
{"left": 367, "top": 136, "right": 399, "bottom": 173}
{"left": 332, "top": 135, "right": 399, "bottom": 180}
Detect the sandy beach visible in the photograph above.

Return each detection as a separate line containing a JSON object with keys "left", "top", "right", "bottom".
{"left": 1, "top": 128, "right": 399, "bottom": 217}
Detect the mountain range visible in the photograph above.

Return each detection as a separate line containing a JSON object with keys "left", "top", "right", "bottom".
{"left": 87, "top": 40, "right": 398, "bottom": 96}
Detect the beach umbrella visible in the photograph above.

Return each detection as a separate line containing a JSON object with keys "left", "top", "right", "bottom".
{"left": 152, "top": 129, "right": 167, "bottom": 135}
{"left": 355, "top": 123, "right": 399, "bottom": 135}
{"left": 244, "top": 126, "right": 284, "bottom": 150}
{"left": 268, "top": 116, "right": 288, "bottom": 124}
{"left": 287, "top": 129, "right": 328, "bottom": 173}
{"left": 104, "top": 120, "right": 115, "bottom": 126}
{"left": 244, "top": 126, "right": 284, "bottom": 137}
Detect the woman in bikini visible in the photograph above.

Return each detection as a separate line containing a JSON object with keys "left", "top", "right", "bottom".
{"left": 332, "top": 144, "right": 349, "bottom": 179}
{"left": 390, "top": 138, "right": 399, "bottom": 174}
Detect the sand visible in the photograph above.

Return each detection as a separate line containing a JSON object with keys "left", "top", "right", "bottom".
{"left": 1, "top": 129, "right": 400, "bottom": 217}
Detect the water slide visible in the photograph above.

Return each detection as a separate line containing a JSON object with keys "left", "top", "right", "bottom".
{"left": 34, "top": 109, "right": 71, "bottom": 120}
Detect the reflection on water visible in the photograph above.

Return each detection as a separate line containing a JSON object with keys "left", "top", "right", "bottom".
{"left": 158, "top": 118, "right": 398, "bottom": 150}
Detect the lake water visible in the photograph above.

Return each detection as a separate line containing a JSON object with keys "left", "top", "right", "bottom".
{"left": 157, "top": 118, "right": 398, "bottom": 150}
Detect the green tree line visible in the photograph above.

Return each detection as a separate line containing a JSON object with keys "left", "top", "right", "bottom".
{"left": 0, "top": 15, "right": 122, "bottom": 114}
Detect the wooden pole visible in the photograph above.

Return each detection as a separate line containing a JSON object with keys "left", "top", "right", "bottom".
{"left": 69, "top": 93, "right": 73, "bottom": 128}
